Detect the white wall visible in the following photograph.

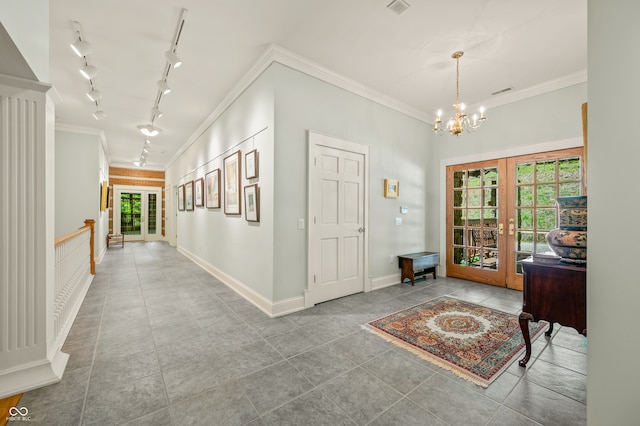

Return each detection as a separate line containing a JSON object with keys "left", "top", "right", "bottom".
{"left": 0, "top": 0, "right": 49, "bottom": 81}
{"left": 55, "top": 129, "right": 107, "bottom": 259}
{"left": 587, "top": 0, "right": 640, "bottom": 423}
{"left": 166, "top": 66, "right": 276, "bottom": 301}
{"left": 271, "top": 63, "right": 431, "bottom": 301}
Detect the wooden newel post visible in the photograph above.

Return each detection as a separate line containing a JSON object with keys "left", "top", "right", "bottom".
{"left": 84, "top": 219, "right": 96, "bottom": 275}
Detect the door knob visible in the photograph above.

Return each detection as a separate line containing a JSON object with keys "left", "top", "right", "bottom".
{"left": 498, "top": 223, "right": 504, "bottom": 235}
{"left": 508, "top": 218, "right": 515, "bottom": 235}
{"left": 358, "top": 227, "right": 365, "bottom": 233}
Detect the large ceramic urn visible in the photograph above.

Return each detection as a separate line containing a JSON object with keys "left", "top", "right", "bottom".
{"left": 546, "top": 196, "right": 587, "bottom": 263}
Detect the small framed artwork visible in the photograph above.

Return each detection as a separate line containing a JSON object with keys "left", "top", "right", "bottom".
{"left": 178, "top": 185, "right": 185, "bottom": 211}
{"left": 245, "top": 149, "right": 258, "bottom": 179}
{"left": 205, "top": 169, "right": 221, "bottom": 209}
{"left": 384, "top": 179, "right": 399, "bottom": 198}
{"left": 244, "top": 184, "right": 259, "bottom": 222}
{"left": 224, "top": 151, "right": 241, "bottom": 215}
{"left": 185, "top": 180, "right": 194, "bottom": 211}
{"left": 195, "top": 178, "right": 204, "bottom": 207}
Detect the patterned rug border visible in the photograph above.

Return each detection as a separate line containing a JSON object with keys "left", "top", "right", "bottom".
{"left": 363, "top": 296, "right": 547, "bottom": 387}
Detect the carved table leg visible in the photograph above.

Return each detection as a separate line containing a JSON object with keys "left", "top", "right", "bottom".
{"left": 518, "top": 312, "right": 535, "bottom": 367}
{"left": 545, "top": 322, "right": 554, "bottom": 337}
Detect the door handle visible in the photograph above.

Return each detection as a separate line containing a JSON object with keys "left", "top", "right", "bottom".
{"left": 358, "top": 227, "right": 365, "bottom": 233}
{"left": 508, "top": 218, "right": 515, "bottom": 235}
{"left": 498, "top": 223, "right": 504, "bottom": 235}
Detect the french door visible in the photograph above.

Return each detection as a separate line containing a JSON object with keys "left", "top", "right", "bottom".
{"left": 446, "top": 147, "right": 584, "bottom": 290}
{"left": 114, "top": 186, "right": 162, "bottom": 241}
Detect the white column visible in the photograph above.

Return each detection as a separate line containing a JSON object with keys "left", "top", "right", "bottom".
{"left": 0, "top": 74, "right": 67, "bottom": 399}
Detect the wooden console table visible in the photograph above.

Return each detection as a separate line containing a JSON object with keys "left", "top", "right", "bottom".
{"left": 518, "top": 258, "right": 586, "bottom": 366}
{"left": 398, "top": 252, "right": 439, "bottom": 285}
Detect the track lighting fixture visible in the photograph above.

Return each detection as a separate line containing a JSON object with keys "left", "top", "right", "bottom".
{"left": 70, "top": 38, "right": 92, "bottom": 57}
{"left": 145, "top": 139, "right": 152, "bottom": 145}
{"left": 86, "top": 89, "right": 102, "bottom": 102}
{"left": 151, "top": 107, "right": 163, "bottom": 119}
{"left": 165, "top": 50, "right": 182, "bottom": 68}
{"left": 92, "top": 110, "right": 106, "bottom": 120}
{"left": 137, "top": 124, "right": 161, "bottom": 137}
{"left": 157, "top": 80, "right": 171, "bottom": 94}
{"left": 79, "top": 64, "right": 97, "bottom": 80}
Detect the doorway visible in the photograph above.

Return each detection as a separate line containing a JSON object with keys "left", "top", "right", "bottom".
{"left": 113, "top": 186, "right": 162, "bottom": 241}
{"left": 446, "top": 147, "right": 584, "bottom": 290}
{"left": 308, "top": 132, "right": 369, "bottom": 304}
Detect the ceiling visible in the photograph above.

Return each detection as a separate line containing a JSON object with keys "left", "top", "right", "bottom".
{"left": 45, "top": 0, "right": 587, "bottom": 169}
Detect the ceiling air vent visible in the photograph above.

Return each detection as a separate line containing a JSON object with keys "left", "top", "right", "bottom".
{"left": 387, "top": 0, "right": 410, "bottom": 15}
{"left": 491, "top": 86, "right": 514, "bottom": 96}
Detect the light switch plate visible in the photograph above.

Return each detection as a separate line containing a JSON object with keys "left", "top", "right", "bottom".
{"left": 395, "top": 217, "right": 402, "bottom": 226}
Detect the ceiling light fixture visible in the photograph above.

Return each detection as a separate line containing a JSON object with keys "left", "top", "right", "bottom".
{"left": 165, "top": 50, "right": 182, "bottom": 68}
{"left": 151, "top": 106, "right": 163, "bottom": 119}
{"left": 86, "top": 89, "right": 102, "bottom": 102}
{"left": 157, "top": 80, "right": 171, "bottom": 94}
{"left": 92, "top": 110, "right": 106, "bottom": 120}
{"left": 434, "top": 51, "right": 487, "bottom": 136}
{"left": 70, "top": 37, "right": 92, "bottom": 57}
{"left": 79, "top": 64, "right": 97, "bottom": 80}
{"left": 137, "top": 124, "right": 161, "bottom": 137}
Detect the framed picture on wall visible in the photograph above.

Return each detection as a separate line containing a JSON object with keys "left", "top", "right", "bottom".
{"left": 178, "top": 184, "right": 185, "bottom": 211}
{"left": 224, "top": 151, "right": 241, "bottom": 215}
{"left": 195, "top": 178, "right": 204, "bottom": 207}
{"left": 384, "top": 179, "right": 399, "bottom": 198}
{"left": 245, "top": 149, "right": 258, "bottom": 179}
{"left": 205, "top": 169, "right": 220, "bottom": 209}
{"left": 185, "top": 180, "right": 194, "bottom": 211}
{"left": 244, "top": 184, "right": 259, "bottom": 222}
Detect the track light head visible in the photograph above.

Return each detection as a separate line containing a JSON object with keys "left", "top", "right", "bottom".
{"left": 165, "top": 50, "right": 182, "bottom": 68}
{"left": 151, "top": 107, "right": 163, "bottom": 119}
{"left": 92, "top": 110, "right": 106, "bottom": 120}
{"left": 79, "top": 64, "right": 97, "bottom": 80}
{"left": 86, "top": 89, "right": 102, "bottom": 102}
{"left": 137, "top": 124, "right": 161, "bottom": 137}
{"left": 157, "top": 80, "right": 171, "bottom": 94}
{"left": 70, "top": 39, "right": 92, "bottom": 57}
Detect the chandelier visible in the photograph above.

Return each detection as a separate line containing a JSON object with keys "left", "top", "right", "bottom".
{"left": 434, "top": 51, "right": 486, "bottom": 136}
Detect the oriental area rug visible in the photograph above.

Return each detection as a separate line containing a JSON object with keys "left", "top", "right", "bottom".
{"left": 366, "top": 296, "right": 547, "bottom": 387}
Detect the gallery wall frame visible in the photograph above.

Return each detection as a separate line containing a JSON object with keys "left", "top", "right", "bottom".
{"left": 195, "top": 178, "right": 204, "bottom": 207}
{"left": 244, "top": 184, "right": 259, "bottom": 222}
{"left": 224, "top": 151, "right": 242, "bottom": 215}
{"left": 245, "top": 149, "right": 258, "bottom": 179}
{"left": 205, "top": 169, "right": 221, "bottom": 209}
{"left": 384, "top": 178, "right": 399, "bottom": 198}
{"left": 178, "top": 184, "right": 185, "bottom": 211}
{"left": 185, "top": 180, "right": 194, "bottom": 211}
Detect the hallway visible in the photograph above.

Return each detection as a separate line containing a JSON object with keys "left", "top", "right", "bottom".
{"left": 19, "top": 242, "right": 586, "bottom": 425}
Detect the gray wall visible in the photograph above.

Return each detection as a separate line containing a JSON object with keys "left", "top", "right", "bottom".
{"left": 587, "top": 0, "right": 640, "bottom": 423}
{"left": 272, "top": 63, "right": 431, "bottom": 301}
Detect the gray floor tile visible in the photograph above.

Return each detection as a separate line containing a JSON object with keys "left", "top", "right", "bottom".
{"left": 169, "top": 381, "right": 258, "bottom": 426}
{"left": 487, "top": 406, "right": 544, "bottom": 426}
{"left": 288, "top": 344, "right": 357, "bottom": 386}
{"left": 327, "top": 329, "right": 393, "bottom": 365}
{"left": 320, "top": 367, "right": 403, "bottom": 425}
{"left": 361, "top": 349, "right": 436, "bottom": 395}
{"left": 368, "top": 398, "right": 447, "bottom": 426}
{"left": 122, "top": 408, "right": 173, "bottom": 426}
{"left": 265, "top": 328, "right": 323, "bottom": 358}
{"left": 235, "top": 361, "right": 314, "bottom": 415}
{"left": 504, "top": 379, "right": 587, "bottom": 426}
{"left": 408, "top": 373, "right": 500, "bottom": 426}
{"left": 524, "top": 359, "right": 587, "bottom": 403}
{"left": 259, "top": 389, "right": 355, "bottom": 426}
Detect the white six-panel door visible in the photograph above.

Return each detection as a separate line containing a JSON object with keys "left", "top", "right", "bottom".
{"left": 309, "top": 132, "right": 369, "bottom": 304}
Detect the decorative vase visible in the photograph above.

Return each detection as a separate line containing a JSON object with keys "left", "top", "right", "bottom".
{"left": 546, "top": 196, "right": 587, "bottom": 263}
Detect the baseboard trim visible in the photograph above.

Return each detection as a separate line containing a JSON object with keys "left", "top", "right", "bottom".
{"left": 0, "top": 350, "right": 68, "bottom": 400}
{"left": 371, "top": 274, "right": 402, "bottom": 291}
{"left": 178, "top": 246, "right": 306, "bottom": 318}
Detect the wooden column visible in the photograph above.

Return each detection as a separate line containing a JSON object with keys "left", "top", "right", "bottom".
{"left": 84, "top": 219, "right": 96, "bottom": 274}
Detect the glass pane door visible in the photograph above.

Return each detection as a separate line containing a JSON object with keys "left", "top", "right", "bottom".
{"left": 120, "top": 192, "right": 142, "bottom": 237}
{"left": 147, "top": 193, "right": 157, "bottom": 235}
{"left": 446, "top": 159, "right": 507, "bottom": 287}
{"left": 506, "top": 148, "right": 585, "bottom": 289}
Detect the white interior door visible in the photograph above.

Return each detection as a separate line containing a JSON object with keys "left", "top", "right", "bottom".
{"left": 309, "top": 133, "right": 368, "bottom": 304}
{"left": 114, "top": 186, "right": 162, "bottom": 241}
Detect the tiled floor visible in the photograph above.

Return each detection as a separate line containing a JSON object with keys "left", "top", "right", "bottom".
{"left": 20, "top": 242, "right": 586, "bottom": 425}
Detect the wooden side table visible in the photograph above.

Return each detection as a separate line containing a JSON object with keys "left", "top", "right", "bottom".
{"left": 107, "top": 233, "right": 124, "bottom": 248}
{"left": 518, "top": 258, "right": 586, "bottom": 366}
{"left": 398, "top": 252, "right": 439, "bottom": 285}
